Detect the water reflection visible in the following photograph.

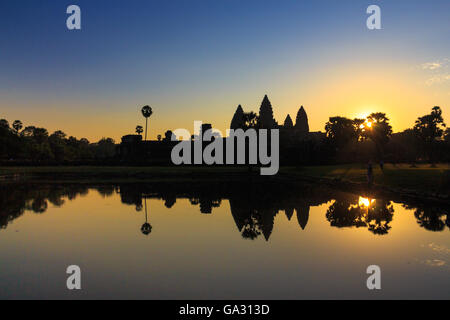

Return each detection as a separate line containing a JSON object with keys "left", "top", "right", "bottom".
{"left": 141, "top": 198, "right": 152, "bottom": 236}
{"left": 404, "top": 204, "right": 450, "bottom": 232}
{"left": 326, "top": 196, "right": 394, "bottom": 235}
{"left": 0, "top": 182, "right": 448, "bottom": 238}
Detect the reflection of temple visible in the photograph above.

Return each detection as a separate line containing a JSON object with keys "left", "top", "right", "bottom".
{"left": 228, "top": 186, "right": 329, "bottom": 240}
{"left": 116, "top": 181, "right": 331, "bottom": 240}
{"left": 1, "top": 182, "right": 449, "bottom": 238}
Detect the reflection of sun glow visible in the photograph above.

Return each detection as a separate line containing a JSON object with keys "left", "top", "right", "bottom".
{"left": 359, "top": 197, "right": 375, "bottom": 208}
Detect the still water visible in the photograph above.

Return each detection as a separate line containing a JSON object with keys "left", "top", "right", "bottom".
{"left": 0, "top": 181, "right": 449, "bottom": 299}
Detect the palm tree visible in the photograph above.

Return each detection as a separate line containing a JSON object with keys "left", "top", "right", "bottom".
{"left": 141, "top": 105, "right": 153, "bottom": 141}
{"left": 135, "top": 125, "right": 143, "bottom": 136}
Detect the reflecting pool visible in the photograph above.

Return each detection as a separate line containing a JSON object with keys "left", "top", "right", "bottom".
{"left": 0, "top": 182, "right": 449, "bottom": 299}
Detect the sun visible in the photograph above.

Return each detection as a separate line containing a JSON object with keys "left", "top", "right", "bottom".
{"left": 358, "top": 197, "right": 375, "bottom": 208}
{"left": 359, "top": 119, "right": 373, "bottom": 129}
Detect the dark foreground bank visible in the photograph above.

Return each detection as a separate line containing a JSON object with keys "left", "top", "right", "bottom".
{"left": 0, "top": 164, "right": 448, "bottom": 202}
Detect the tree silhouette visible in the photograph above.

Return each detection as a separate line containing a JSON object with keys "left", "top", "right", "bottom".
{"left": 413, "top": 106, "right": 446, "bottom": 163}
{"left": 141, "top": 105, "right": 153, "bottom": 141}
{"left": 49, "top": 130, "right": 67, "bottom": 161}
{"left": 0, "top": 118, "right": 118, "bottom": 162}
{"left": 363, "top": 113, "right": 393, "bottom": 160}
{"left": 325, "top": 117, "right": 359, "bottom": 149}
{"left": 0, "top": 119, "right": 9, "bottom": 130}
{"left": 164, "top": 130, "right": 174, "bottom": 141}
{"left": 243, "top": 112, "right": 259, "bottom": 129}
{"left": 135, "top": 125, "right": 143, "bottom": 136}
{"left": 157, "top": 134, "right": 162, "bottom": 142}
{"left": 12, "top": 120, "right": 23, "bottom": 134}
{"left": 444, "top": 128, "right": 450, "bottom": 143}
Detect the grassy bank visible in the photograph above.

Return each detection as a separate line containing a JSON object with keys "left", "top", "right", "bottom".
{"left": 0, "top": 164, "right": 449, "bottom": 195}
{"left": 287, "top": 163, "right": 450, "bottom": 195}
{"left": 0, "top": 166, "right": 251, "bottom": 183}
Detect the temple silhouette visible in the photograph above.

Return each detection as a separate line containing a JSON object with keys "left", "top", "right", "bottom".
{"left": 118, "top": 95, "right": 326, "bottom": 165}
{"left": 231, "top": 95, "right": 319, "bottom": 137}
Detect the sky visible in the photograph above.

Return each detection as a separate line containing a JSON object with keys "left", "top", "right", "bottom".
{"left": 0, "top": 0, "right": 449, "bottom": 142}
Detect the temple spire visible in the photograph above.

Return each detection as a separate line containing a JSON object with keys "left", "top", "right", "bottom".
{"left": 284, "top": 114, "right": 294, "bottom": 128}
{"left": 230, "top": 105, "right": 245, "bottom": 129}
{"left": 295, "top": 106, "right": 309, "bottom": 132}
{"left": 258, "top": 95, "right": 277, "bottom": 129}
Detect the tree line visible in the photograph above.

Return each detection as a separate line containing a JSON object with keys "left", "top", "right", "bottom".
{"left": 323, "top": 106, "right": 449, "bottom": 164}
{"left": 1, "top": 106, "right": 449, "bottom": 165}
{"left": 0, "top": 119, "right": 116, "bottom": 163}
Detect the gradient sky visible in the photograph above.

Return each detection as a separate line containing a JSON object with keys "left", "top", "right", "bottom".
{"left": 0, "top": 0, "right": 449, "bottom": 141}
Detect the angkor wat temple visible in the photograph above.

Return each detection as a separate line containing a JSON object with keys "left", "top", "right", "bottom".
{"left": 230, "top": 94, "right": 324, "bottom": 142}
{"left": 118, "top": 95, "right": 327, "bottom": 165}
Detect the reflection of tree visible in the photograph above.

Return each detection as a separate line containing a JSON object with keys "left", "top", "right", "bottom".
{"left": 2, "top": 182, "right": 448, "bottom": 241}
{"left": 140, "top": 198, "right": 152, "bottom": 236}
{"left": 229, "top": 199, "right": 268, "bottom": 241}
{"left": 0, "top": 184, "right": 91, "bottom": 230}
{"left": 326, "top": 196, "right": 394, "bottom": 235}
{"left": 326, "top": 199, "right": 366, "bottom": 229}
{"left": 47, "top": 193, "right": 65, "bottom": 207}
{"left": 403, "top": 204, "right": 449, "bottom": 232}
{"left": 30, "top": 197, "right": 48, "bottom": 213}
{"left": 189, "top": 196, "right": 221, "bottom": 214}
{"left": 97, "top": 185, "right": 115, "bottom": 198}
{"left": 119, "top": 185, "right": 142, "bottom": 211}
{"left": 241, "top": 215, "right": 262, "bottom": 240}
{"left": 230, "top": 199, "right": 294, "bottom": 241}
{"left": 366, "top": 199, "right": 394, "bottom": 235}
{"left": 163, "top": 196, "right": 176, "bottom": 209}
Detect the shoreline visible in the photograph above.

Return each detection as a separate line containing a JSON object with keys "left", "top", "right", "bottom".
{"left": 0, "top": 164, "right": 448, "bottom": 205}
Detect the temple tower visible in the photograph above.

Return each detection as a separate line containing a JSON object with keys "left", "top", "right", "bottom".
{"left": 283, "top": 114, "right": 294, "bottom": 129}
{"left": 259, "top": 95, "right": 277, "bottom": 129}
{"left": 295, "top": 106, "right": 309, "bottom": 133}
{"left": 230, "top": 105, "right": 245, "bottom": 129}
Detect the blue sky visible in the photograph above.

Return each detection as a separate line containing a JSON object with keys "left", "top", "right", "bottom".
{"left": 0, "top": 0, "right": 449, "bottom": 140}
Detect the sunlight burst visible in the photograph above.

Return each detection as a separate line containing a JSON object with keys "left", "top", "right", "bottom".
{"left": 358, "top": 196, "right": 375, "bottom": 208}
